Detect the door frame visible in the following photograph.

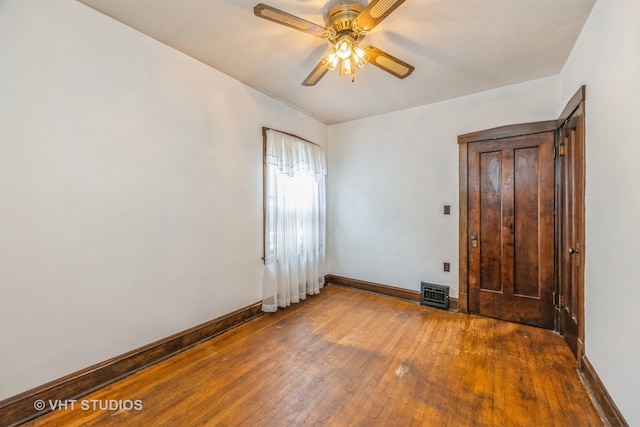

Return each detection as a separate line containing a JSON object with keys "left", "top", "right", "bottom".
{"left": 458, "top": 86, "right": 586, "bottom": 363}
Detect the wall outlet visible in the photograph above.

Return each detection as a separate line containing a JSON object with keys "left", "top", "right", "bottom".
{"left": 444, "top": 262, "right": 450, "bottom": 272}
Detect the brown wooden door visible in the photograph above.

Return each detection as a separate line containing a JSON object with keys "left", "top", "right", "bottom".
{"left": 467, "top": 132, "right": 555, "bottom": 329}
{"left": 556, "top": 102, "right": 585, "bottom": 358}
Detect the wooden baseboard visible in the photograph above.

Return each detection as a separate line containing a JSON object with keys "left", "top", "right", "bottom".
{"left": 0, "top": 302, "right": 263, "bottom": 427}
{"left": 580, "top": 355, "right": 628, "bottom": 427}
{"left": 325, "top": 275, "right": 459, "bottom": 312}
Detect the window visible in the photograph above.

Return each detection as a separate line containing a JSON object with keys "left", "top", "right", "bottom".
{"left": 261, "top": 128, "right": 326, "bottom": 312}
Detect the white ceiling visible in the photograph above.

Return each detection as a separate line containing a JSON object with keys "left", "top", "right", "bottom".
{"left": 76, "top": 0, "right": 596, "bottom": 125}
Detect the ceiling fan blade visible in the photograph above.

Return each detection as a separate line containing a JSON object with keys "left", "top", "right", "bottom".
{"left": 363, "top": 46, "right": 414, "bottom": 79}
{"left": 254, "top": 3, "right": 326, "bottom": 37}
{"left": 356, "top": 0, "right": 407, "bottom": 31}
{"left": 302, "top": 61, "right": 329, "bottom": 86}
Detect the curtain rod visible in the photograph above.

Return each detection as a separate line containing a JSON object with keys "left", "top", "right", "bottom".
{"left": 262, "top": 127, "right": 321, "bottom": 148}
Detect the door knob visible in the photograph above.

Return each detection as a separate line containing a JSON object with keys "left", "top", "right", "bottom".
{"left": 569, "top": 247, "right": 579, "bottom": 255}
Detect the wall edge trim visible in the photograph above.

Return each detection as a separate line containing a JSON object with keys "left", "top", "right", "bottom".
{"left": 580, "top": 355, "right": 629, "bottom": 427}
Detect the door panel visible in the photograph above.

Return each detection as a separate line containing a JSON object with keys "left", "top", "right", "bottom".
{"left": 479, "top": 151, "right": 502, "bottom": 293}
{"left": 514, "top": 147, "right": 540, "bottom": 298}
{"left": 468, "top": 132, "right": 555, "bottom": 329}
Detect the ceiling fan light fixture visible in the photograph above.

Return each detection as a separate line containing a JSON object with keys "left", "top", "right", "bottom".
{"left": 322, "top": 37, "right": 369, "bottom": 76}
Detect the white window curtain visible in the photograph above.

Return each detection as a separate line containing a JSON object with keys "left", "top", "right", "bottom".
{"left": 262, "top": 129, "right": 327, "bottom": 312}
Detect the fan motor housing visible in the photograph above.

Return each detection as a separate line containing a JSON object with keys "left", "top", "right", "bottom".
{"left": 324, "top": 1, "right": 366, "bottom": 43}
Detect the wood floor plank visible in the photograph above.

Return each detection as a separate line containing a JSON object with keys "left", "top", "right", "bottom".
{"left": 23, "top": 285, "right": 602, "bottom": 426}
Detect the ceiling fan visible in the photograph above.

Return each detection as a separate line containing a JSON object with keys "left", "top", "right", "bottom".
{"left": 254, "top": 0, "right": 415, "bottom": 86}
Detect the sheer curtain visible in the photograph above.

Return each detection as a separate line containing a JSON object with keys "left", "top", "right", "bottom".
{"left": 262, "top": 129, "right": 326, "bottom": 312}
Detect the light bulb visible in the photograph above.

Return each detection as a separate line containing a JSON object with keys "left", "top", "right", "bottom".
{"left": 340, "top": 57, "right": 354, "bottom": 75}
{"left": 322, "top": 51, "right": 339, "bottom": 71}
{"left": 353, "top": 46, "right": 369, "bottom": 68}
{"left": 335, "top": 38, "right": 353, "bottom": 60}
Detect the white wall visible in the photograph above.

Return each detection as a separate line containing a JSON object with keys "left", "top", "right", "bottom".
{"left": 559, "top": 1, "right": 640, "bottom": 424}
{"left": 0, "top": 0, "right": 326, "bottom": 400}
{"left": 328, "top": 76, "right": 559, "bottom": 295}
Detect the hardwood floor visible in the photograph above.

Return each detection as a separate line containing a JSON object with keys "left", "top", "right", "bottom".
{"left": 23, "top": 285, "right": 602, "bottom": 426}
